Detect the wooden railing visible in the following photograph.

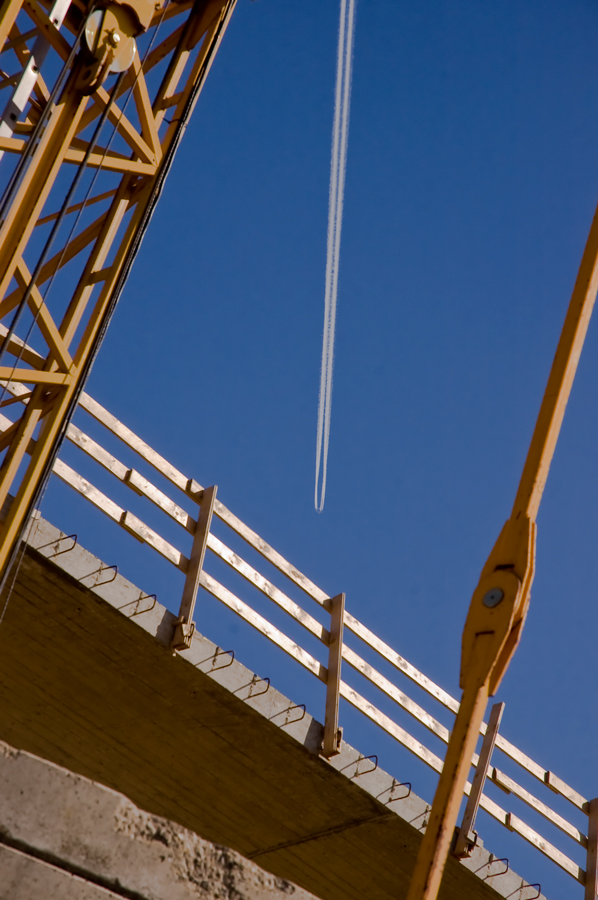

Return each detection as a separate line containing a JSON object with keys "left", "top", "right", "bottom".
{"left": 0, "top": 370, "right": 596, "bottom": 898}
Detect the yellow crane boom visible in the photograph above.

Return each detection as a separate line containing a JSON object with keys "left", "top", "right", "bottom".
{"left": 406, "top": 192, "right": 598, "bottom": 898}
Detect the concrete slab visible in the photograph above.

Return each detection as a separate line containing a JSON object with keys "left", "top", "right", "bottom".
{"left": 0, "top": 516, "right": 548, "bottom": 900}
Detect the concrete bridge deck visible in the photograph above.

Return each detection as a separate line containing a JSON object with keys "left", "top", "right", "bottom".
{"left": 0, "top": 514, "right": 546, "bottom": 900}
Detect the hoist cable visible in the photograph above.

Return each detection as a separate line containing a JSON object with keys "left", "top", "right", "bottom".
{"left": 315, "top": 0, "right": 356, "bottom": 512}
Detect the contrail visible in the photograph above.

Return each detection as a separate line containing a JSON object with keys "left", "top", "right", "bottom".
{"left": 315, "top": 0, "right": 356, "bottom": 512}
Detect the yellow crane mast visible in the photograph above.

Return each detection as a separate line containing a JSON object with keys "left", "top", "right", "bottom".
{"left": 0, "top": 0, "right": 235, "bottom": 584}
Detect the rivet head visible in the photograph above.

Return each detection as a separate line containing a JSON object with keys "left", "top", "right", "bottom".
{"left": 483, "top": 588, "right": 504, "bottom": 608}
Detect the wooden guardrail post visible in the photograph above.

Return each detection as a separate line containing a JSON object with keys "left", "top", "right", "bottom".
{"left": 586, "top": 798, "right": 598, "bottom": 900}
{"left": 322, "top": 592, "right": 345, "bottom": 758}
{"left": 454, "top": 701, "right": 505, "bottom": 858}
{"left": 172, "top": 484, "right": 217, "bottom": 651}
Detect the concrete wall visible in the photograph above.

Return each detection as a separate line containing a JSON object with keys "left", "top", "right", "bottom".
{"left": 0, "top": 739, "right": 319, "bottom": 900}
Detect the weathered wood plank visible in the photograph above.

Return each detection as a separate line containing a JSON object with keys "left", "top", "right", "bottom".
{"left": 124, "top": 467, "right": 193, "bottom": 531}
{"left": 493, "top": 767, "right": 587, "bottom": 847}
{"left": 120, "top": 511, "right": 186, "bottom": 571}
{"left": 339, "top": 682, "right": 444, "bottom": 774}
{"left": 67, "top": 423, "right": 129, "bottom": 480}
{"left": 53, "top": 458, "right": 123, "bottom": 521}
{"left": 53, "top": 461, "right": 186, "bottom": 571}
{"left": 199, "top": 570, "right": 326, "bottom": 682}
{"left": 454, "top": 703, "right": 504, "bottom": 858}
{"left": 506, "top": 812, "right": 584, "bottom": 883}
{"left": 341, "top": 644, "right": 449, "bottom": 745}
{"left": 78, "top": 392, "right": 189, "bottom": 491}
{"left": 345, "top": 610, "right": 587, "bottom": 812}
{"left": 67, "top": 422, "right": 194, "bottom": 531}
{"left": 544, "top": 770, "right": 588, "bottom": 812}
{"left": 207, "top": 533, "right": 328, "bottom": 643}
{"left": 344, "top": 612, "right": 459, "bottom": 713}
{"left": 323, "top": 593, "right": 344, "bottom": 758}
{"left": 173, "top": 485, "right": 218, "bottom": 650}
{"left": 213, "top": 501, "right": 330, "bottom": 607}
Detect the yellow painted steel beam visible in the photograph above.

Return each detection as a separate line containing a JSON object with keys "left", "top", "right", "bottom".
{"left": 0, "top": 0, "right": 23, "bottom": 57}
{"left": 0, "top": 0, "right": 237, "bottom": 581}
{"left": 406, "top": 197, "right": 598, "bottom": 899}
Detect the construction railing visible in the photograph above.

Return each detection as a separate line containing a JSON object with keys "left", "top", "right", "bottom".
{"left": 0, "top": 368, "right": 596, "bottom": 899}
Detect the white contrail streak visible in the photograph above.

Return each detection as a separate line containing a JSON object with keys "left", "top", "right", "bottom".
{"left": 315, "top": 0, "right": 356, "bottom": 512}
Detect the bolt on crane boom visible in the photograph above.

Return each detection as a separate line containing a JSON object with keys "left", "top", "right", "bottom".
{"left": 406, "top": 184, "right": 598, "bottom": 897}
{"left": 0, "top": 0, "right": 236, "bottom": 585}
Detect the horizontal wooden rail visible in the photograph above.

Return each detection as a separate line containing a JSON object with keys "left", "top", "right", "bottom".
{"left": 343, "top": 606, "right": 589, "bottom": 814}
{"left": 53, "top": 460, "right": 190, "bottom": 571}
{"left": 199, "top": 570, "right": 327, "bottom": 682}
{"left": 61, "top": 418, "right": 333, "bottom": 645}
{"left": 492, "top": 768, "right": 587, "bottom": 847}
{"left": 506, "top": 813, "right": 585, "bottom": 883}
{"left": 206, "top": 532, "right": 329, "bottom": 643}
{"left": 343, "top": 611, "right": 459, "bottom": 713}
{"left": 68, "top": 423, "right": 195, "bottom": 532}
{"left": 79, "top": 391, "right": 191, "bottom": 495}
{"left": 339, "top": 684, "right": 582, "bottom": 881}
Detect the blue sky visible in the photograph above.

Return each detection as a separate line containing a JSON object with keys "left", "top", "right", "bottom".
{"left": 41, "top": 1, "right": 598, "bottom": 897}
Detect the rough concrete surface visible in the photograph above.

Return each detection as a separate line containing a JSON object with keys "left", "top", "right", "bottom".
{"left": 0, "top": 739, "right": 318, "bottom": 900}
{"left": 0, "top": 515, "right": 548, "bottom": 900}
